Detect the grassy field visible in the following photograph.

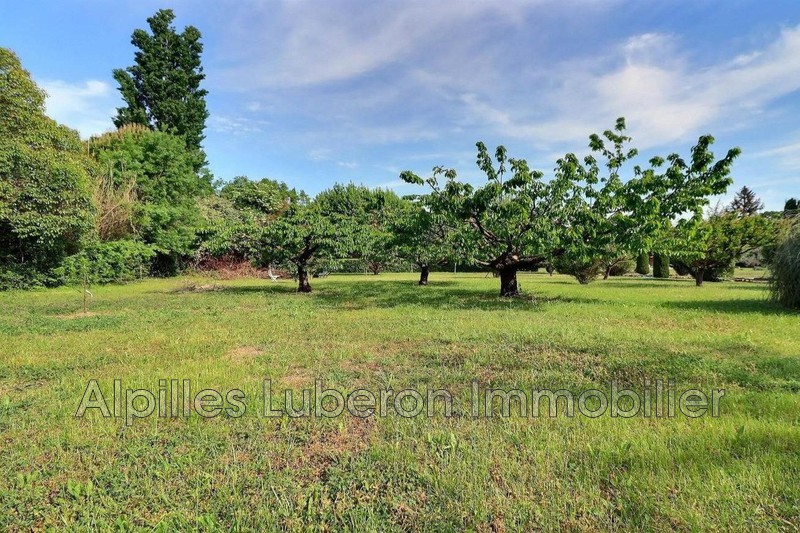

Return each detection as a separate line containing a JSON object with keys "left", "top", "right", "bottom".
{"left": 0, "top": 272, "right": 798, "bottom": 530}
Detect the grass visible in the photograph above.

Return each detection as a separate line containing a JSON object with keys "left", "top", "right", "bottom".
{"left": 0, "top": 272, "right": 798, "bottom": 530}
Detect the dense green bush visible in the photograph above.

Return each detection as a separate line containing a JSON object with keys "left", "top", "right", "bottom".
{"left": 0, "top": 48, "right": 95, "bottom": 289}
{"left": 653, "top": 253, "right": 670, "bottom": 278}
{"left": 55, "top": 240, "right": 155, "bottom": 284}
{"left": 88, "top": 126, "right": 210, "bottom": 259}
{"left": 672, "top": 259, "right": 733, "bottom": 282}
{"left": 769, "top": 234, "right": 800, "bottom": 309}
{"left": 635, "top": 253, "right": 650, "bottom": 275}
{"left": 554, "top": 257, "right": 605, "bottom": 284}
{"left": 608, "top": 258, "right": 635, "bottom": 277}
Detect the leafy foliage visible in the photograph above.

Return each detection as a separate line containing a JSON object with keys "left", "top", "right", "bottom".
{"left": 196, "top": 177, "right": 298, "bottom": 261}
{"left": 315, "top": 184, "right": 405, "bottom": 275}
{"left": 55, "top": 240, "right": 155, "bottom": 284}
{"left": 402, "top": 118, "right": 739, "bottom": 296}
{"left": 785, "top": 198, "right": 799, "bottom": 216}
{"left": 652, "top": 253, "right": 670, "bottom": 278}
{"left": 113, "top": 9, "right": 209, "bottom": 161}
{"left": 635, "top": 252, "right": 650, "bottom": 275}
{"left": 552, "top": 257, "right": 605, "bottom": 284}
{"left": 88, "top": 126, "right": 211, "bottom": 264}
{"left": 390, "top": 199, "right": 464, "bottom": 284}
{"left": 261, "top": 198, "right": 340, "bottom": 292}
{"left": 769, "top": 233, "right": 800, "bottom": 309}
{"left": 672, "top": 207, "right": 778, "bottom": 285}
{"left": 0, "top": 48, "right": 95, "bottom": 288}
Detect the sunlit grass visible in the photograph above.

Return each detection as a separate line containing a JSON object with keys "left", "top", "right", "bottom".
{"left": 0, "top": 273, "right": 798, "bottom": 530}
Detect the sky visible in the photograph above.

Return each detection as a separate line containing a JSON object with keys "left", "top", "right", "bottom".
{"left": 2, "top": 0, "right": 800, "bottom": 210}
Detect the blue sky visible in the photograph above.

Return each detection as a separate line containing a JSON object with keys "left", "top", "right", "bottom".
{"left": 3, "top": 0, "right": 800, "bottom": 209}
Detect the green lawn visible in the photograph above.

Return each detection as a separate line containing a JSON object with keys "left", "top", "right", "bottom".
{"left": 1, "top": 273, "right": 798, "bottom": 530}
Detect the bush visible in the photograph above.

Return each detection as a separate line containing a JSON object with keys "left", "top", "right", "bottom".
{"left": 671, "top": 259, "right": 733, "bottom": 282}
{"left": 769, "top": 234, "right": 800, "bottom": 309}
{"left": 554, "top": 257, "right": 605, "bottom": 284}
{"left": 608, "top": 258, "right": 635, "bottom": 277}
{"left": 56, "top": 240, "right": 155, "bottom": 284}
{"left": 653, "top": 253, "right": 670, "bottom": 278}
{"left": 0, "top": 264, "right": 59, "bottom": 290}
{"left": 635, "top": 253, "right": 650, "bottom": 275}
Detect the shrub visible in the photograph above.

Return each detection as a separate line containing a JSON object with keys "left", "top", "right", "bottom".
{"left": 608, "top": 258, "right": 635, "bottom": 277}
{"left": 554, "top": 257, "right": 605, "bottom": 284}
{"left": 769, "top": 234, "right": 800, "bottom": 309}
{"left": 671, "top": 259, "right": 733, "bottom": 282}
{"left": 56, "top": 240, "right": 155, "bottom": 284}
{"left": 653, "top": 253, "right": 670, "bottom": 278}
{"left": 635, "top": 253, "right": 650, "bottom": 275}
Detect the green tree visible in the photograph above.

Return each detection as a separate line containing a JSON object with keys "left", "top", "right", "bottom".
{"left": 784, "top": 198, "right": 799, "bottom": 217}
{"left": 113, "top": 9, "right": 208, "bottom": 162}
{"left": 220, "top": 176, "right": 296, "bottom": 217}
{"left": 728, "top": 186, "right": 764, "bottom": 217}
{"left": 261, "top": 197, "right": 339, "bottom": 293}
{"left": 769, "top": 233, "right": 800, "bottom": 309}
{"left": 197, "top": 177, "right": 298, "bottom": 261}
{"left": 390, "top": 198, "right": 466, "bottom": 285}
{"left": 315, "top": 184, "right": 405, "bottom": 275}
{"left": 88, "top": 125, "right": 211, "bottom": 273}
{"left": 402, "top": 119, "right": 738, "bottom": 296}
{"left": 672, "top": 208, "right": 777, "bottom": 286}
{"left": 652, "top": 253, "right": 670, "bottom": 279}
{"left": 635, "top": 252, "right": 650, "bottom": 275}
{"left": 0, "top": 48, "right": 95, "bottom": 288}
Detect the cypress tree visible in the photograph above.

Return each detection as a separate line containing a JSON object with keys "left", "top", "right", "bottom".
{"left": 653, "top": 253, "right": 670, "bottom": 278}
{"left": 635, "top": 252, "right": 650, "bottom": 275}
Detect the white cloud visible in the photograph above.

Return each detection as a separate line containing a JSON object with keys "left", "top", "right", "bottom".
{"left": 214, "top": 1, "right": 537, "bottom": 89}
{"left": 208, "top": 114, "right": 269, "bottom": 134}
{"left": 458, "top": 25, "right": 800, "bottom": 150}
{"left": 40, "top": 79, "right": 116, "bottom": 138}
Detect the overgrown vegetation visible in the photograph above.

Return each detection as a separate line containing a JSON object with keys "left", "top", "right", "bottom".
{"left": 0, "top": 49, "right": 95, "bottom": 289}
{"left": 769, "top": 233, "right": 800, "bottom": 309}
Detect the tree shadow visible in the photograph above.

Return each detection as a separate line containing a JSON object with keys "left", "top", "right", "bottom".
{"left": 660, "top": 298, "right": 791, "bottom": 316}
{"left": 217, "top": 279, "right": 600, "bottom": 311}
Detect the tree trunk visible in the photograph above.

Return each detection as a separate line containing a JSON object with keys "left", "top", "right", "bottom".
{"left": 297, "top": 266, "right": 312, "bottom": 293}
{"left": 603, "top": 266, "right": 611, "bottom": 280}
{"left": 499, "top": 268, "right": 519, "bottom": 297}
{"left": 546, "top": 264, "right": 554, "bottom": 276}
{"left": 418, "top": 265, "right": 430, "bottom": 285}
{"left": 695, "top": 267, "right": 704, "bottom": 287}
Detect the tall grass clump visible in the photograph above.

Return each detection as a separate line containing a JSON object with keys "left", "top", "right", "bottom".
{"left": 769, "top": 234, "right": 800, "bottom": 309}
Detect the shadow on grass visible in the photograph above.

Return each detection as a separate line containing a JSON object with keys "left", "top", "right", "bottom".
{"left": 660, "top": 298, "right": 789, "bottom": 316}
{"left": 218, "top": 279, "right": 601, "bottom": 311}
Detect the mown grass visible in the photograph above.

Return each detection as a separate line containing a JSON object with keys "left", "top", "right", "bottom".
{"left": 0, "top": 272, "right": 798, "bottom": 530}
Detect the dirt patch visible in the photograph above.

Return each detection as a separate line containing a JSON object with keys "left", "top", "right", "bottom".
{"left": 226, "top": 346, "right": 262, "bottom": 363}
{"left": 340, "top": 360, "right": 382, "bottom": 374}
{"left": 172, "top": 282, "right": 223, "bottom": 293}
{"left": 192, "top": 255, "right": 290, "bottom": 280}
{"left": 285, "top": 417, "right": 376, "bottom": 480}
{"left": 282, "top": 365, "right": 315, "bottom": 388}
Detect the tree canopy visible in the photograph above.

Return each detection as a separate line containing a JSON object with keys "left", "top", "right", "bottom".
{"left": 0, "top": 48, "right": 95, "bottom": 288}
{"left": 729, "top": 186, "right": 764, "bottom": 217}
{"left": 402, "top": 118, "right": 740, "bottom": 296}
{"left": 88, "top": 125, "right": 212, "bottom": 270}
{"left": 113, "top": 9, "right": 209, "bottom": 162}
